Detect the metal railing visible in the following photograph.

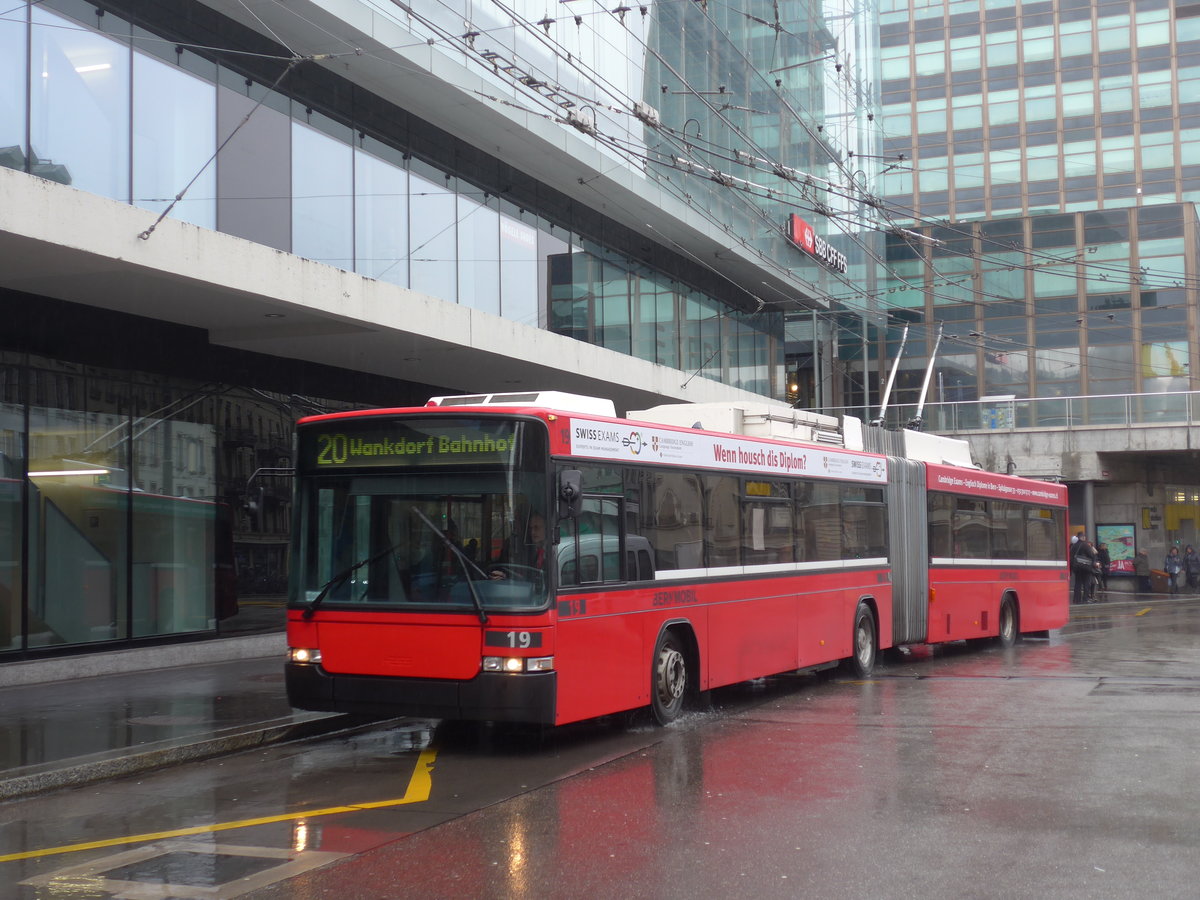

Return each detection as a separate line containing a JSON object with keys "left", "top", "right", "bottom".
{"left": 815, "top": 391, "right": 1200, "bottom": 435}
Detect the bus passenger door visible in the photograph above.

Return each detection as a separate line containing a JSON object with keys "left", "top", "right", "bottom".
{"left": 556, "top": 493, "right": 643, "bottom": 721}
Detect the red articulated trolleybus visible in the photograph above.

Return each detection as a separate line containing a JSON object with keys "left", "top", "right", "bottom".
{"left": 285, "top": 391, "right": 1068, "bottom": 726}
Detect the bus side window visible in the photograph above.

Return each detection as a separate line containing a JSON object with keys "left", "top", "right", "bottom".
{"left": 558, "top": 490, "right": 622, "bottom": 586}
{"left": 928, "top": 493, "right": 954, "bottom": 558}
{"left": 797, "top": 481, "right": 841, "bottom": 562}
{"left": 953, "top": 497, "right": 991, "bottom": 558}
{"left": 703, "top": 475, "right": 741, "bottom": 566}
{"left": 635, "top": 469, "right": 702, "bottom": 574}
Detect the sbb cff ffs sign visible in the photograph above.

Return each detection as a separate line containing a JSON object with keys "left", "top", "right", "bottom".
{"left": 786, "top": 214, "right": 848, "bottom": 274}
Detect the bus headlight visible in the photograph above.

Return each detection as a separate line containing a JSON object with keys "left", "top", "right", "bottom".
{"left": 482, "top": 656, "right": 555, "bottom": 673}
{"left": 288, "top": 648, "right": 322, "bottom": 665}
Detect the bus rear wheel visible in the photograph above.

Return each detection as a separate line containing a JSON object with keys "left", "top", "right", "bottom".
{"left": 845, "top": 602, "right": 877, "bottom": 678}
{"left": 998, "top": 596, "right": 1018, "bottom": 648}
{"left": 651, "top": 631, "right": 688, "bottom": 725}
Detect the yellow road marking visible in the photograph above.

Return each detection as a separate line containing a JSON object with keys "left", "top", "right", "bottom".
{"left": 0, "top": 747, "right": 437, "bottom": 864}
{"left": 1135, "top": 607, "right": 1152, "bottom": 617}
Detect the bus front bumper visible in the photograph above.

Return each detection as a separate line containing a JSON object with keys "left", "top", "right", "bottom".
{"left": 285, "top": 663, "right": 557, "bottom": 725}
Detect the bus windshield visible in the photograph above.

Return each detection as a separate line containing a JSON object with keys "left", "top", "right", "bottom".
{"left": 294, "top": 416, "right": 549, "bottom": 612}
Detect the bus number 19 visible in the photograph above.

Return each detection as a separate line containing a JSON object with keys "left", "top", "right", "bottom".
{"left": 485, "top": 630, "right": 542, "bottom": 649}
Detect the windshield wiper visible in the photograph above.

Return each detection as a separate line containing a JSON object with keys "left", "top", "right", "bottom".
{"left": 302, "top": 542, "right": 400, "bottom": 620}
{"left": 410, "top": 507, "right": 489, "bottom": 624}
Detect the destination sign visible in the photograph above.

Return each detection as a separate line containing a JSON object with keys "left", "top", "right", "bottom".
{"left": 298, "top": 417, "right": 526, "bottom": 471}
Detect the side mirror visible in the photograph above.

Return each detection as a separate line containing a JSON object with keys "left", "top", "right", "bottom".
{"left": 558, "top": 469, "right": 582, "bottom": 519}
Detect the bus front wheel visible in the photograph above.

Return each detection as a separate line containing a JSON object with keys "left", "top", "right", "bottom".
{"left": 651, "top": 631, "right": 688, "bottom": 725}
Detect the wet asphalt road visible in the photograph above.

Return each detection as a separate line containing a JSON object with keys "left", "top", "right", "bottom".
{"left": 5, "top": 598, "right": 1200, "bottom": 898}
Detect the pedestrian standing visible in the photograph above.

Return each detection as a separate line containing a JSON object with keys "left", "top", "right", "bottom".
{"left": 1072, "top": 536, "right": 1099, "bottom": 605}
{"left": 1134, "top": 549, "right": 1152, "bottom": 594}
{"left": 1164, "top": 546, "right": 1183, "bottom": 594}
{"left": 1185, "top": 545, "right": 1200, "bottom": 591}
{"left": 1096, "top": 542, "right": 1110, "bottom": 593}
{"left": 1068, "top": 531, "right": 1083, "bottom": 597}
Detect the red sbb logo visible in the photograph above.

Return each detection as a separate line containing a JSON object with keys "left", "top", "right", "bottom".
{"left": 788, "top": 214, "right": 817, "bottom": 253}
{"left": 786, "top": 214, "right": 847, "bottom": 274}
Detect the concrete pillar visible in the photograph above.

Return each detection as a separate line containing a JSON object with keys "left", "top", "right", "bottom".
{"left": 1083, "top": 480, "right": 1096, "bottom": 537}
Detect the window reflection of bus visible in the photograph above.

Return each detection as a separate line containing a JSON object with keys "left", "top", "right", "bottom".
{"left": 285, "top": 392, "right": 1068, "bottom": 727}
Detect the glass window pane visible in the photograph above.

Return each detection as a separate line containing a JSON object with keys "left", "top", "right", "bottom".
{"left": 1035, "top": 348, "right": 1080, "bottom": 381}
{"left": 30, "top": 7, "right": 131, "bottom": 198}
{"left": 704, "top": 475, "right": 741, "bottom": 566}
{"left": 499, "top": 214, "right": 539, "bottom": 326}
{"left": 928, "top": 493, "right": 952, "bottom": 559}
{"left": 548, "top": 246, "right": 590, "bottom": 343}
{"left": 1060, "top": 32, "right": 1092, "bottom": 57}
{"left": 28, "top": 367, "right": 130, "bottom": 647}
{"left": 640, "top": 471, "right": 703, "bottom": 572}
{"left": 953, "top": 497, "right": 991, "bottom": 558}
{"left": 917, "top": 109, "right": 946, "bottom": 132}
{"left": 596, "top": 259, "right": 630, "bottom": 354}
{"left": 842, "top": 489, "right": 886, "bottom": 558}
{"left": 984, "top": 349, "right": 1029, "bottom": 392}
{"left": 1142, "top": 342, "right": 1189, "bottom": 377}
{"left": 292, "top": 120, "right": 353, "bottom": 269}
{"left": 0, "top": 367, "right": 23, "bottom": 651}
{"left": 741, "top": 481, "right": 793, "bottom": 564}
{"left": 410, "top": 168, "right": 458, "bottom": 302}
{"left": 914, "top": 52, "right": 944, "bottom": 77}
{"left": 797, "top": 481, "right": 841, "bottom": 563}
{"left": 354, "top": 145, "right": 409, "bottom": 287}
{"left": 1097, "top": 27, "right": 1130, "bottom": 52}
{"left": 0, "top": 8, "right": 26, "bottom": 171}
{"left": 216, "top": 82, "right": 290, "bottom": 251}
{"left": 987, "top": 42, "right": 1017, "bottom": 66}
{"left": 1099, "top": 86, "right": 1133, "bottom": 113}
{"left": 633, "top": 272, "right": 676, "bottom": 367}
{"left": 950, "top": 47, "right": 980, "bottom": 70}
{"left": 992, "top": 501, "right": 1026, "bottom": 559}
{"left": 130, "top": 381, "right": 220, "bottom": 636}
{"left": 1023, "top": 37, "right": 1054, "bottom": 62}
{"left": 133, "top": 51, "right": 215, "bottom": 229}
{"left": 1062, "top": 91, "right": 1095, "bottom": 117}
{"left": 457, "top": 193, "right": 500, "bottom": 315}
{"left": 881, "top": 55, "right": 910, "bottom": 80}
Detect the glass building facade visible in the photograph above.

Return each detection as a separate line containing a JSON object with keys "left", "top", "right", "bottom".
{"left": 0, "top": 0, "right": 815, "bottom": 399}
{"left": 0, "top": 293, "right": 424, "bottom": 652}
{"left": 866, "top": 0, "right": 1200, "bottom": 413}
{"left": 0, "top": 0, "right": 876, "bottom": 655}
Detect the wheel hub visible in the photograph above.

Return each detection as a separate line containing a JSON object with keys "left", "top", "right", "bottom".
{"left": 856, "top": 625, "right": 871, "bottom": 663}
{"left": 657, "top": 648, "right": 685, "bottom": 701}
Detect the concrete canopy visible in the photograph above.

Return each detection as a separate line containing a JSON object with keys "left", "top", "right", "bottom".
{"left": 0, "top": 167, "right": 777, "bottom": 416}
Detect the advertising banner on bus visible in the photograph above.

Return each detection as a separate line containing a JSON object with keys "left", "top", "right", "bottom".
{"left": 927, "top": 464, "right": 1067, "bottom": 504}
{"left": 567, "top": 419, "right": 886, "bottom": 483}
